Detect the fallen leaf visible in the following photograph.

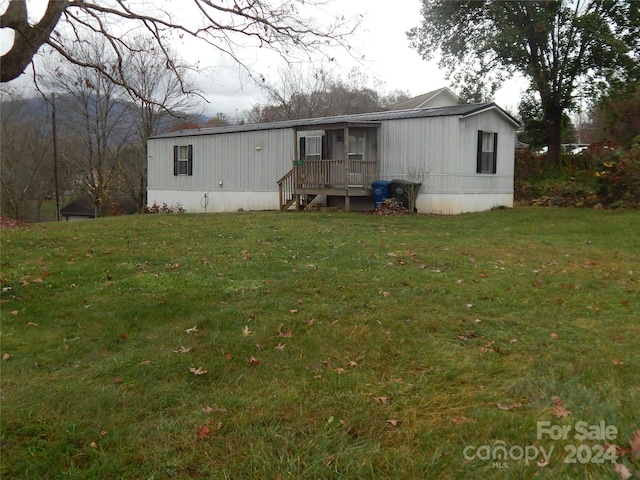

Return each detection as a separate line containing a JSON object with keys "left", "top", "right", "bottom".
{"left": 612, "top": 359, "right": 626, "bottom": 365}
{"left": 197, "top": 426, "right": 210, "bottom": 438}
{"left": 189, "top": 366, "right": 207, "bottom": 375}
{"left": 139, "top": 360, "right": 155, "bottom": 365}
{"left": 386, "top": 419, "right": 400, "bottom": 427}
{"left": 113, "top": 378, "right": 123, "bottom": 385}
{"left": 202, "top": 404, "right": 226, "bottom": 414}
{"left": 248, "top": 356, "right": 260, "bottom": 366}
{"left": 348, "top": 361, "right": 358, "bottom": 367}
{"left": 173, "top": 346, "right": 191, "bottom": 353}
{"left": 277, "top": 324, "right": 292, "bottom": 337}
{"left": 89, "top": 441, "right": 98, "bottom": 449}
{"left": 334, "top": 367, "right": 346, "bottom": 374}
{"left": 552, "top": 396, "right": 564, "bottom": 406}
{"left": 452, "top": 415, "right": 474, "bottom": 424}
{"left": 509, "top": 339, "right": 518, "bottom": 344}
{"left": 537, "top": 459, "right": 550, "bottom": 467}
{"left": 552, "top": 405, "right": 571, "bottom": 418}
{"left": 289, "top": 309, "right": 299, "bottom": 314}
{"left": 550, "top": 333, "right": 559, "bottom": 340}
{"left": 274, "top": 343, "right": 286, "bottom": 351}
{"left": 119, "top": 333, "right": 128, "bottom": 339}
{"left": 614, "top": 463, "right": 632, "bottom": 480}
{"left": 497, "top": 402, "right": 523, "bottom": 410}
{"left": 380, "top": 291, "right": 390, "bottom": 297}
{"left": 2, "top": 353, "right": 10, "bottom": 361}
{"left": 374, "top": 396, "right": 388, "bottom": 404}
{"left": 25, "top": 321, "right": 38, "bottom": 326}
{"left": 242, "top": 325, "right": 251, "bottom": 336}
{"left": 630, "top": 430, "right": 640, "bottom": 460}
{"left": 184, "top": 326, "right": 198, "bottom": 334}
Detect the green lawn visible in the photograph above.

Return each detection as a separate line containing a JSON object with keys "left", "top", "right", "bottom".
{"left": 1, "top": 208, "right": 639, "bottom": 479}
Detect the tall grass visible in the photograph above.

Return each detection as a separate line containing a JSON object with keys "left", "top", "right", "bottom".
{"left": 1, "top": 208, "right": 639, "bottom": 479}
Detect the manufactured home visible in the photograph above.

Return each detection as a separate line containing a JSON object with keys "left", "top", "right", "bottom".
{"left": 147, "top": 102, "right": 519, "bottom": 215}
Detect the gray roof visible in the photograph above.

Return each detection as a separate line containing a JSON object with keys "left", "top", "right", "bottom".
{"left": 150, "top": 102, "right": 519, "bottom": 139}
{"left": 385, "top": 87, "right": 458, "bottom": 111}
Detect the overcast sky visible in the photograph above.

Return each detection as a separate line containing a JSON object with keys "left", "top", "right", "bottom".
{"left": 1, "top": 0, "right": 527, "bottom": 118}
{"left": 188, "top": 0, "right": 527, "bottom": 118}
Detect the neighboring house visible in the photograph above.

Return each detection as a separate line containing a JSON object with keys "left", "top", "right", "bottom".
{"left": 385, "top": 87, "right": 460, "bottom": 110}
{"left": 60, "top": 195, "right": 138, "bottom": 221}
{"left": 147, "top": 101, "right": 519, "bottom": 215}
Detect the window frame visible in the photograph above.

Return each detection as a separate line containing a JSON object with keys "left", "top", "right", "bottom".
{"left": 476, "top": 130, "right": 497, "bottom": 174}
{"left": 173, "top": 144, "right": 193, "bottom": 176}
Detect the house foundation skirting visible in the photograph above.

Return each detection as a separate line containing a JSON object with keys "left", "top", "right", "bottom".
{"left": 147, "top": 190, "right": 279, "bottom": 213}
{"left": 417, "top": 192, "right": 513, "bottom": 215}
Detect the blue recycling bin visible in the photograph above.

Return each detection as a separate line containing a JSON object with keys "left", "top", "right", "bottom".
{"left": 372, "top": 180, "right": 392, "bottom": 208}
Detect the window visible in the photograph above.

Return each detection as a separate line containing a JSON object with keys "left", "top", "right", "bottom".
{"left": 348, "top": 131, "right": 365, "bottom": 160}
{"left": 173, "top": 145, "right": 193, "bottom": 176}
{"left": 305, "top": 136, "right": 322, "bottom": 160}
{"left": 299, "top": 135, "right": 324, "bottom": 161}
{"left": 477, "top": 131, "right": 497, "bottom": 174}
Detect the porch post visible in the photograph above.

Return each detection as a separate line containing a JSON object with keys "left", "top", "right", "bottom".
{"left": 343, "top": 126, "right": 350, "bottom": 211}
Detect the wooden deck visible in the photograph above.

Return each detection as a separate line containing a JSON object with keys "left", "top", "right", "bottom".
{"left": 278, "top": 159, "right": 378, "bottom": 211}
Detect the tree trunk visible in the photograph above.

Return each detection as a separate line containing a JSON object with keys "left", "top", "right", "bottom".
{"left": 545, "top": 105, "right": 563, "bottom": 168}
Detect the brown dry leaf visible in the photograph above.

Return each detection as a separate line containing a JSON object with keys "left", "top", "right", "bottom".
{"left": 242, "top": 325, "right": 251, "bottom": 336}
{"left": 25, "top": 321, "right": 38, "bottom": 327}
{"left": 334, "top": 367, "right": 346, "bottom": 375}
{"left": 552, "top": 396, "right": 564, "bottom": 406}
{"left": 374, "top": 396, "right": 388, "bottom": 404}
{"left": 248, "top": 356, "right": 260, "bottom": 367}
{"left": 139, "top": 360, "right": 155, "bottom": 365}
{"left": 173, "top": 346, "right": 191, "bottom": 354}
{"left": 113, "top": 378, "right": 123, "bottom": 385}
{"left": 197, "top": 426, "right": 211, "bottom": 439}
{"left": 537, "top": 459, "right": 550, "bottom": 467}
{"left": 630, "top": 430, "right": 640, "bottom": 460}
{"left": 380, "top": 290, "right": 390, "bottom": 297}
{"left": 614, "top": 463, "right": 633, "bottom": 480}
{"left": 2, "top": 353, "right": 10, "bottom": 361}
{"left": 289, "top": 309, "right": 299, "bottom": 314}
{"left": 612, "top": 359, "right": 627, "bottom": 365}
{"left": 189, "top": 366, "right": 207, "bottom": 375}
{"left": 550, "top": 333, "right": 559, "bottom": 340}
{"left": 274, "top": 343, "right": 286, "bottom": 351}
{"left": 552, "top": 405, "right": 571, "bottom": 419}
{"left": 89, "top": 441, "right": 98, "bottom": 449}
{"left": 452, "top": 415, "right": 474, "bottom": 424}
{"left": 386, "top": 419, "right": 400, "bottom": 427}
{"left": 277, "top": 324, "right": 292, "bottom": 337}
{"left": 348, "top": 361, "right": 358, "bottom": 367}
{"left": 509, "top": 338, "right": 518, "bottom": 344}
{"left": 184, "top": 326, "right": 198, "bottom": 334}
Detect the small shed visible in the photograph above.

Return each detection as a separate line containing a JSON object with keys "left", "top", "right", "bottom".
{"left": 60, "top": 195, "right": 138, "bottom": 221}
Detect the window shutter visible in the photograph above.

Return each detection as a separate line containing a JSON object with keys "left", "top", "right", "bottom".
{"left": 299, "top": 137, "right": 306, "bottom": 161}
{"left": 187, "top": 144, "right": 193, "bottom": 176}
{"left": 173, "top": 145, "right": 179, "bottom": 176}
{"left": 476, "top": 130, "right": 483, "bottom": 173}
{"left": 492, "top": 133, "right": 498, "bottom": 174}
{"left": 321, "top": 135, "right": 326, "bottom": 159}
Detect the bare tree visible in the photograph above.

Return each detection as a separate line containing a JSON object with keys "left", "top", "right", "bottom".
{"left": 0, "top": 90, "right": 53, "bottom": 220}
{"left": 251, "top": 65, "right": 393, "bottom": 121}
{"left": 1, "top": 0, "right": 359, "bottom": 101}
{"left": 119, "top": 36, "right": 198, "bottom": 210}
{"left": 41, "top": 38, "right": 134, "bottom": 216}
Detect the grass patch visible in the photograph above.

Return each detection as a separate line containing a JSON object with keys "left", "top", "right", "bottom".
{"left": 1, "top": 208, "right": 639, "bottom": 479}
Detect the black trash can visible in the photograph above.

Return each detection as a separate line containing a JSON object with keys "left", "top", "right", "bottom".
{"left": 391, "top": 180, "right": 421, "bottom": 211}
{"left": 372, "top": 180, "right": 392, "bottom": 208}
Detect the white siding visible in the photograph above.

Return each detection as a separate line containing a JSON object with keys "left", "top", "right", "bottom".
{"left": 147, "top": 128, "right": 294, "bottom": 211}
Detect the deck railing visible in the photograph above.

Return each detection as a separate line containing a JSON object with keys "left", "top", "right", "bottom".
{"left": 294, "top": 159, "right": 377, "bottom": 190}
